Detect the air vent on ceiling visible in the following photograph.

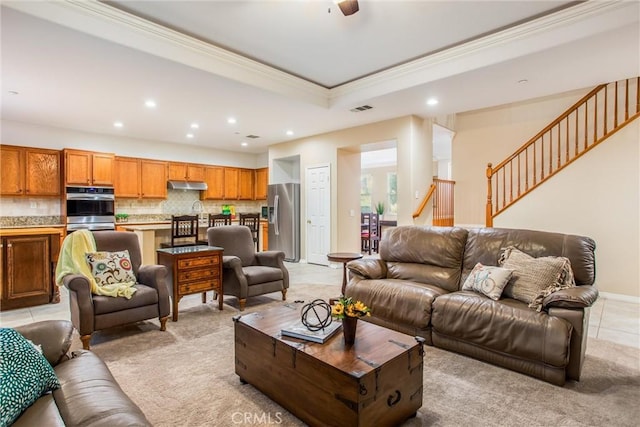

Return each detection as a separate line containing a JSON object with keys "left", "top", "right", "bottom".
{"left": 350, "top": 105, "right": 373, "bottom": 112}
{"left": 245, "top": 134, "right": 260, "bottom": 139}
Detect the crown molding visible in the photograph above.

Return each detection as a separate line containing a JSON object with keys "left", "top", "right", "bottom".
{"left": 329, "top": 1, "right": 638, "bottom": 107}
{"left": 4, "top": 0, "right": 330, "bottom": 107}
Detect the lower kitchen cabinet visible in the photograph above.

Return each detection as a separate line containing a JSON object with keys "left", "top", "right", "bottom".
{"left": 0, "top": 229, "right": 63, "bottom": 311}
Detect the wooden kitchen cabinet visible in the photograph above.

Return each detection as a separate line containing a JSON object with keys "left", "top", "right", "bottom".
{"left": 64, "top": 149, "right": 114, "bottom": 186}
{"left": 224, "top": 167, "right": 239, "bottom": 200}
{"left": 1, "top": 145, "right": 61, "bottom": 197}
{"left": 254, "top": 167, "right": 268, "bottom": 200}
{"left": 0, "top": 229, "right": 62, "bottom": 311}
{"left": 114, "top": 156, "right": 140, "bottom": 198}
{"left": 238, "top": 168, "right": 254, "bottom": 200}
{"left": 202, "top": 166, "right": 225, "bottom": 200}
{"left": 115, "top": 156, "right": 167, "bottom": 199}
{"left": 168, "top": 162, "right": 206, "bottom": 182}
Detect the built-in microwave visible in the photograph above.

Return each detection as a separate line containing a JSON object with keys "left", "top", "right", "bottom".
{"left": 66, "top": 186, "right": 116, "bottom": 231}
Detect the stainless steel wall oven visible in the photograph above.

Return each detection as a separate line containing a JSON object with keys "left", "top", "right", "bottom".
{"left": 66, "top": 186, "right": 115, "bottom": 232}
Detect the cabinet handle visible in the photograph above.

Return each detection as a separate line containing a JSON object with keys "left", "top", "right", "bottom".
{"left": 6, "top": 243, "right": 12, "bottom": 248}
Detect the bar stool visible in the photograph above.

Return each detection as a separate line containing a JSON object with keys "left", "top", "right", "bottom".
{"left": 160, "top": 215, "right": 199, "bottom": 248}
{"left": 239, "top": 212, "right": 261, "bottom": 252}
{"left": 197, "top": 213, "right": 232, "bottom": 245}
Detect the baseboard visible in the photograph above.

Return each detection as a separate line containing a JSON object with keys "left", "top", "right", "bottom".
{"left": 599, "top": 291, "right": 640, "bottom": 304}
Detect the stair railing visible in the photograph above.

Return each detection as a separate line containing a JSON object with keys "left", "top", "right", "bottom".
{"left": 486, "top": 77, "right": 640, "bottom": 226}
{"left": 433, "top": 178, "right": 456, "bottom": 226}
{"left": 412, "top": 184, "right": 436, "bottom": 219}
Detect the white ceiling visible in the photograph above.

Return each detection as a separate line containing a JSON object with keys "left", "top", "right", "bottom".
{"left": 2, "top": 1, "right": 639, "bottom": 155}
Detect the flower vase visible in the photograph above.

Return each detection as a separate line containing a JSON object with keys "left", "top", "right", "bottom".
{"left": 342, "top": 317, "right": 358, "bottom": 346}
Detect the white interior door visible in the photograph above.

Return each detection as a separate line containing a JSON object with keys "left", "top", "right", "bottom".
{"left": 306, "top": 164, "right": 330, "bottom": 265}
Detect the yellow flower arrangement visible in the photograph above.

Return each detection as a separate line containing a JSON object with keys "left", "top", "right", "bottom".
{"left": 331, "top": 296, "right": 371, "bottom": 319}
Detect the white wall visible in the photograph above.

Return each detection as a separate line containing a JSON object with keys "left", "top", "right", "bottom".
{"left": 268, "top": 115, "right": 432, "bottom": 258}
{"left": 1, "top": 119, "right": 264, "bottom": 168}
{"left": 454, "top": 90, "right": 639, "bottom": 297}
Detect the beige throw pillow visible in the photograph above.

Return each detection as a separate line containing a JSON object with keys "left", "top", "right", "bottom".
{"left": 462, "top": 263, "right": 513, "bottom": 300}
{"left": 499, "top": 247, "right": 576, "bottom": 311}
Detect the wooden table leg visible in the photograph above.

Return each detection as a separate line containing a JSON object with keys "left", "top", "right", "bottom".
{"left": 341, "top": 262, "right": 348, "bottom": 295}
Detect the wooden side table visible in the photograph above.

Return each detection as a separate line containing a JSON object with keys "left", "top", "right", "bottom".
{"left": 327, "top": 252, "right": 363, "bottom": 295}
{"left": 157, "top": 245, "right": 223, "bottom": 321}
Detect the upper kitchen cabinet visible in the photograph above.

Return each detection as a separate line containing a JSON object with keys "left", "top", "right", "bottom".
{"left": 0, "top": 145, "right": 61, "bottom": 197}
{"left": 238, "top": 168, "right": 254, "bottom": 200}
{"left": 223, "top": 167, "right": 239, "bottom": 200}
{"left": 202, "top": 166, "right": 225, "bottom": 200}
{"left": 254, "top": 168, "right": 268, "bottom": 200}
{"left": 64, "top": 149, "right": 114, "bottom": 186}
{"left": 114, "top": 157, "right": 167, "bottom": 199}
{"left": 168, "top": 162, "right": 206, "bottom": 182}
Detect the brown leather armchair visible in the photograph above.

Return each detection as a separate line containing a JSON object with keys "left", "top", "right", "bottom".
{"left": 207, "top": 225, "right": 288, "bottom": 311}
{"left": 62, "top": 231, "right": 171, "bottom": 349}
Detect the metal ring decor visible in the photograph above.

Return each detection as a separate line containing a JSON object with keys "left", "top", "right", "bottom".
{"left": 300, "top": 299, "right": 333, "bottom": 331}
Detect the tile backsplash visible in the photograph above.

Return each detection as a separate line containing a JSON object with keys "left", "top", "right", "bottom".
{"left": 115, "top": 189, "right": 264, "bottom": 217}
{"left": 0, "top": 190, "right": 265, "bottom": 227}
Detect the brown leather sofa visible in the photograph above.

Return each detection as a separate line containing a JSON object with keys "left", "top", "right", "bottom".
{"left": 346, "top": 226, "right": 598, "bottom": 386}
{"left": 12, "top": 320, "right": 151, "bottom": 426}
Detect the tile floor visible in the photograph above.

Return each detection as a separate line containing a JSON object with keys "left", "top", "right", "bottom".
{"left": 1, "top": 261, "right": 638, "bottom": 349}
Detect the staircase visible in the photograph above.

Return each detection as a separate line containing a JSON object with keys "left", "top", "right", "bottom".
{"left": 486, "top": 77, "right": 640, "bottom": 227}
{"left": 412, "top": 178, "right": 455, "bottom": 226}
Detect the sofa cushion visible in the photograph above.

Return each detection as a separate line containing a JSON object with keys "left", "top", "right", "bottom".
{"left": 463, "top": 228, "right": 595, "bottom": 287}
{"left": 500, "top": 247, "right": 576, "bottom": 311}
{"left": 11, "top": 394, "right": 65, "bottom": 427}
{"left": 347, "top": 278, "right": 449, "bottom": 331}
{"left": 432, "top": 291, "right": 572, "bottom": 368}
{"left": 461, "top": 263, "right": 513, "bottom": 300}
{"left": 53, "top": 350, "right": 151, "bottom": 426}
{"left": 93, "top": 284, "right": 158, "bottom": 315}
{"left": 0, "top": 328, "right": 61, "bottom": 426}
{"left": 243, "top": 266, "right": 284, "bottom": 285}
{"left": 380, "top": 226, "right": 468, "bottom": 292}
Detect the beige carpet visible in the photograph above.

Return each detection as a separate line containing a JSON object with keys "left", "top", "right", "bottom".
{"left": 74, "top": 283, "right": 640, "bottom": 426}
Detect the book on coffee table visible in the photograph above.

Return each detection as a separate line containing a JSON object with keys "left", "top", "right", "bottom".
{"left": 281, "top": 320, "right": 342, "bottom": 343}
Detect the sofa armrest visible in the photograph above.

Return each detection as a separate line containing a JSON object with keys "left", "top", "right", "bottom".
{"left": 255, "top": 250, "right": 285, "bottom": 268}
{"left": 347, "top": 258, "right": 387, "bottom": 280}
{"left": 138, "top": 264, "right": 170, "bottom": 318}
{"left": 14, "top": 320, "right": 74, "bottom": 367}
{"left": 222, "top": 255, "right": 242, "bottom": 269}
{"left": 542, "top": 285, "right": 599, "bottom": 309}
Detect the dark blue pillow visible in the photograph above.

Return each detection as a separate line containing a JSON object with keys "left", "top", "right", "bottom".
{"left": 0, "top": 328, "right": 61, "bottom": 426}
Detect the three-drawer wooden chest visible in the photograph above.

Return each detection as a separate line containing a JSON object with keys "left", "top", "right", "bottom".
{"left": 157, "top": 245, "right": 223, "bottom": 321}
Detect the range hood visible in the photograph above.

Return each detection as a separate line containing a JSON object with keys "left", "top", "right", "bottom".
{"left": 167, "top": 180, "right": 208, "bottom": 191}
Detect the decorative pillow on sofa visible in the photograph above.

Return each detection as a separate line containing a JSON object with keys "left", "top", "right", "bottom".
{"left": 85, "top": 250, "right": 136, "bottom": 287}
{"left": 462, "top": 263, "right": 513, "bottom": 300}
{"left": 499, "top": 247, "right": 576, "bottom": 311}
{"left": 0, "top": 328, "right": 61, "bottom": 426}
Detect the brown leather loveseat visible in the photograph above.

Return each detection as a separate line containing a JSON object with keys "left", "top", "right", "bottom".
{"left": 346, "top": 226, "right": 598, "bottom": 386}
{"left": 11, "top": 320, "right": 151, "bottom": 426}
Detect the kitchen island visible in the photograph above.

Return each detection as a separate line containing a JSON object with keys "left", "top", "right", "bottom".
{"left": 120, "top": 219, "right": 267, "bottom": 264}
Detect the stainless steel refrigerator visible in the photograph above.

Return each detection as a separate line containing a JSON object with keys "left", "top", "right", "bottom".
{"left": 268, "top": 183, "right": 300, "bottom": 262}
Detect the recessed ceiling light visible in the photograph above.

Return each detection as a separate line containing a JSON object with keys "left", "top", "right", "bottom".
{"left": 241, "top": 142, "right": 248, "bottom": 147}
{"left": 186, "top": 133, "right": 194, "bottom": 139}
{"left": 7, "top": 90, "right": 19, "bottom": 95}
{"left": 113, "top": 121, "right": 123, "bottom": 128}
{"left": 228, "top": 117, "right": 237, "bottom": 124}
{"left": 190, "top": 123, "right": 199, "bottom": 129}
{"left": 426, "top": 98, "right": 439, "bottom": 106}
{"left": 518, "top": 79, "right": 529, "bottom": 84}
{"left": 145, "top": 99, "right": 157, "bottom": 108}
{"left": 286, "top": 130, "right": 294, "bottom": 136}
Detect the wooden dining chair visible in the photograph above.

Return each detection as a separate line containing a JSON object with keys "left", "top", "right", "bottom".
{"left": 197, "top": 213, "right": 232, "bottom": 245}
{"left": 239, "top": 212, "right": 261, "bottom": 252}
{"left": 160, "top": 215, "right": 199, "bottom": 248}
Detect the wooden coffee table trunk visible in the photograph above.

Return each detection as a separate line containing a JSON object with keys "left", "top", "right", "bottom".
{"left": 234, "top": 304, "right": 424, "bottom": 427}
